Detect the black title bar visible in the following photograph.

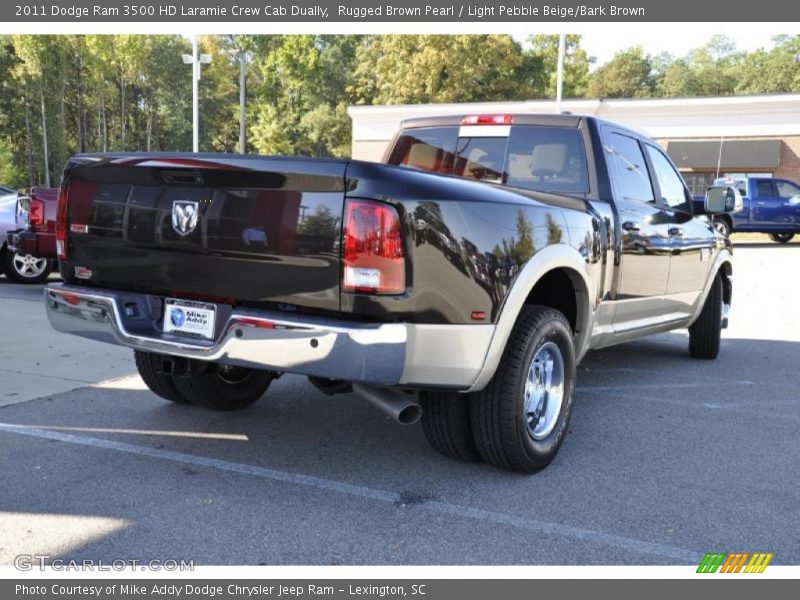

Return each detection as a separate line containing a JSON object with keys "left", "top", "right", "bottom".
{"left": 5, "top": 0, "right": 800, "bottom": 22}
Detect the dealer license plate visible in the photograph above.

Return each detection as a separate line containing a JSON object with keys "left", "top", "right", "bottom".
{"left": 163, "top": 299, "right": 216, "bottom": 340}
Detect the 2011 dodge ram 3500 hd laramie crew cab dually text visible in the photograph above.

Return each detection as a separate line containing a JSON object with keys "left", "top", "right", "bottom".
{"left": 45, "top": 114, "right": 736, "bottom": 473}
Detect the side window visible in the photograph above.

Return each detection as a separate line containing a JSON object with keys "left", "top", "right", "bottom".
{"left": 776, "top": 180, "right": 800, "bottom": 199}
{"left": 645, "top": 145, "right": 691, "bottom": 211}
{"left": 755, "top": 180, "right": 775, "bottom": 198}
{"left": 386, "top": 127, "right": 456, "bottom": 174}
{"left": 606, "top": 133, "right": 654, "bottom": 204}
{"left": 453, "top": 137, "right": 507, "bottom": 183}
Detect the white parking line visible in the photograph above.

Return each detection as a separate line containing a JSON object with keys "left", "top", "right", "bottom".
{"left": 0, "top": 421, "right": 701, "bottom": 563}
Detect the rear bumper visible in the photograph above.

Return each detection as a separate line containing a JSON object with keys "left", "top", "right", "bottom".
{"left": 44, "top": 284, "right": 493, "bottom": 389}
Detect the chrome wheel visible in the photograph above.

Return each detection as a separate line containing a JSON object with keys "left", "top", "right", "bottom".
{"left": 12, "top": 252, "right": 48, "bottom": 279}
{"left": 524, "top": 341, "right": 565, "bottom": 440}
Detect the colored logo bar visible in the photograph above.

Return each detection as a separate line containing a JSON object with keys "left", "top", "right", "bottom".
{"left": 697, "top": 552, "right": 773, "bottom": 573}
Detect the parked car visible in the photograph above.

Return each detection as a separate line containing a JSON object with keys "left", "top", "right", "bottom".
{"left": 694, "top": 176, "right": 800, "bottom": 242}
{"left": 1, "top": 187, "right": 51, "bottom": 283}
{"left": 5, "top": 187, "right": 58, "bottom": 283}
{"left": 44, "top": 114, "right": 735, "bottom": 473}
{"left": 2, "top": 187, "right": 55, "bottom": 284}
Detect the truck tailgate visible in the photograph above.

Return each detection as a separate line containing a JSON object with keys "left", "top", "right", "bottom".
{"left": 61, "top": 154, "right": 347, "bottom": 312}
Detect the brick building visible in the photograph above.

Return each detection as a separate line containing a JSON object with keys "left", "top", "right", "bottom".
{"left": 347, "top": 93, "right": 800, "bottom": 195}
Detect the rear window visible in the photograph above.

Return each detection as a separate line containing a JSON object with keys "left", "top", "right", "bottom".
{"left": 386, "top": 127, "right": 456, "bottom": 175}
{"left": 388, "top": 124, "right": 589, "bottom": 195}
{"left": 453, "top": 136, "right": 507, "bottom": 183}
{"left": 505, "top": 126, "right": 589, "bottom": 194}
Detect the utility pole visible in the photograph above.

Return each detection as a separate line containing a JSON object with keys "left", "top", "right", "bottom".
{"left": 556, "top": 33, "right": 566, "bottom": 114}
{"left": 182, "top": 36, "right": 211, "bottom": 153}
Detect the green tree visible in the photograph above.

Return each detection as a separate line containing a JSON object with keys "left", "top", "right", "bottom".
{"left": 0, "top": 138, "right": 23, "bottom": 188}
{"left": 248, "top": 35, "right": 359, "bottom": 157}
{"left": 686, "top": 35, "right": 740, "bottom": 96}
{"left": 527, "top": 34, "right": 592, "bottom": 98}
{"left": 349, "top": 35, "right": 538, "bottom": 105}
{"left": 656, "top": 58, "right": 702, "bottom": 97}
{"left": 735, "top": 35, "right": 800, "bottom": 94}
{"left": 588, "top": 46, "right": 655, "bottom": 98}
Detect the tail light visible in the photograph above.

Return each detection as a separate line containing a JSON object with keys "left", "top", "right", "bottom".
{"left": 460, "top": 114, "right": 513, "bottom": 125}
{"left": 342, "top": 199, "right": 405, "bottom": 295}
{"left": 28, "top": 198, "right": 45, "bottom": 229}
{"left": 56, "top": 184, "right": 68, "bottom": 260}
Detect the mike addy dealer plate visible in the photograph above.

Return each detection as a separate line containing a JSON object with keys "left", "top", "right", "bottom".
{"left": 163, "top": 299, "right": 217, "bottom": 340}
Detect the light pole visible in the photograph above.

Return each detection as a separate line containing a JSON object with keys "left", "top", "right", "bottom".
{"left": 182, "top": 35, "right": 212, "bottom": 153}
{"left": 238, "top": 51, "right": 250, "bottom": 154}
{"left": 555, "top": 33, "right": 566, "bottom": 114}
{"left": 225, "top": 37, "right": 251, "bottom": 154}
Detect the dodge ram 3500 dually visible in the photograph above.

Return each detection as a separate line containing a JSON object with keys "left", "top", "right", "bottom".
{"left": 44, "top": 114, "right": 737, "bottom": 473}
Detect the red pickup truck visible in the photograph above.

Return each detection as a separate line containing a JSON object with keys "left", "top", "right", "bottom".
{"left": 5, "top": 187, "right": 57, "bottom": 283}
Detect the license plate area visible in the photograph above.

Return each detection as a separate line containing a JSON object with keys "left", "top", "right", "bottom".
{"left": 163, "top": 299, "right": 217, "bottom": 340}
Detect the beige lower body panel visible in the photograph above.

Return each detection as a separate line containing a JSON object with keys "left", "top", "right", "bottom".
{"left": 400, "top": 324, "right": 495, "bottom": 388}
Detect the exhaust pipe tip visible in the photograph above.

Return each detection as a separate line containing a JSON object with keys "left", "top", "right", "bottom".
{"left": 397, "top": 403, "right": 422, "bottom": 425}
{"left": 352, "top": 383, "right": 422, "bottom": 426}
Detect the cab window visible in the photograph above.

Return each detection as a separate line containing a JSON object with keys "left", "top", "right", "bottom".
{"left": 645, "top": 145, "right": 691, "bottom": 212}
{"left": 606, "top": 133, "right": 654, "bottom": 204}
{"left": 387, "top": 127, "right": 456, "bottom": 174}
{"left": 776, "top": 180, "right": 800, "bottom": 199}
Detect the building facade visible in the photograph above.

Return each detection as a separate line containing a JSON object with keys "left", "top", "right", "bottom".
{"left": 348, "top": 94, "right": 800, "bottom": 195}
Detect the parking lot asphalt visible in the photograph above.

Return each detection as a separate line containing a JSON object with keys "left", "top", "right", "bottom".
{"left": 0, "top": 240, "right": 798, "bottom": 565}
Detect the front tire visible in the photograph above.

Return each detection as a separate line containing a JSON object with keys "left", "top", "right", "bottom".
{"left": 768, "top": 233, "right": 794, "bottom": 243}
{"left": 420, "top": 391, "right": 481, "bottom": 462}
{"left": 3, "top": 250, "right": 52, "bottom": 284}
{"left": 172, "top": 364, "right": 274, "bottom": 411}
{"left": 689, "top": 273, "right": 723, "bottom": 359}
{"left": 470, "top": 306, "right": 576, "bottom": 473}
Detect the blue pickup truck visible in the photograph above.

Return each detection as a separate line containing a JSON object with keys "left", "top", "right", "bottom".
{"left": 697, "top": 177, "right": 800, "bottom": 242}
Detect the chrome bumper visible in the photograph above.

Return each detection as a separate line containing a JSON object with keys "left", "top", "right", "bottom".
{"left": 44, "top": 284, "right": 407, "bottom": 386}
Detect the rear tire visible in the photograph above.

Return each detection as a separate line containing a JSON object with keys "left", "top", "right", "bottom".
{"left": 470, "top": 305, "right": 576, "bottom": 474}
{"left": 172, "top": 364, "right": 274, "bottom": 411}
{"left": 420, "top": 391, "right": 482, "bottom": 462}
{"left": 134, "top": 351, "right": 190, "bottom": 404}
{"left": 3, "top": 250, "right": 52, "bottom": 284}
{"left": 689, "top": 273, "right": 723, "bottom": 359}
{"left": 768, "top": 233, "right": 794, "bottom": 243}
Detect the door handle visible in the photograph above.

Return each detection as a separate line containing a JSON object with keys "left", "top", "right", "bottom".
{"left": 756, "top": 201, "right": 766, "bottom": 205}
{"left": 668, "top": 227, "right": 684, "bottom": 238}
{"left": 622, "top": 221, "right": 641, "bottom": 232}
